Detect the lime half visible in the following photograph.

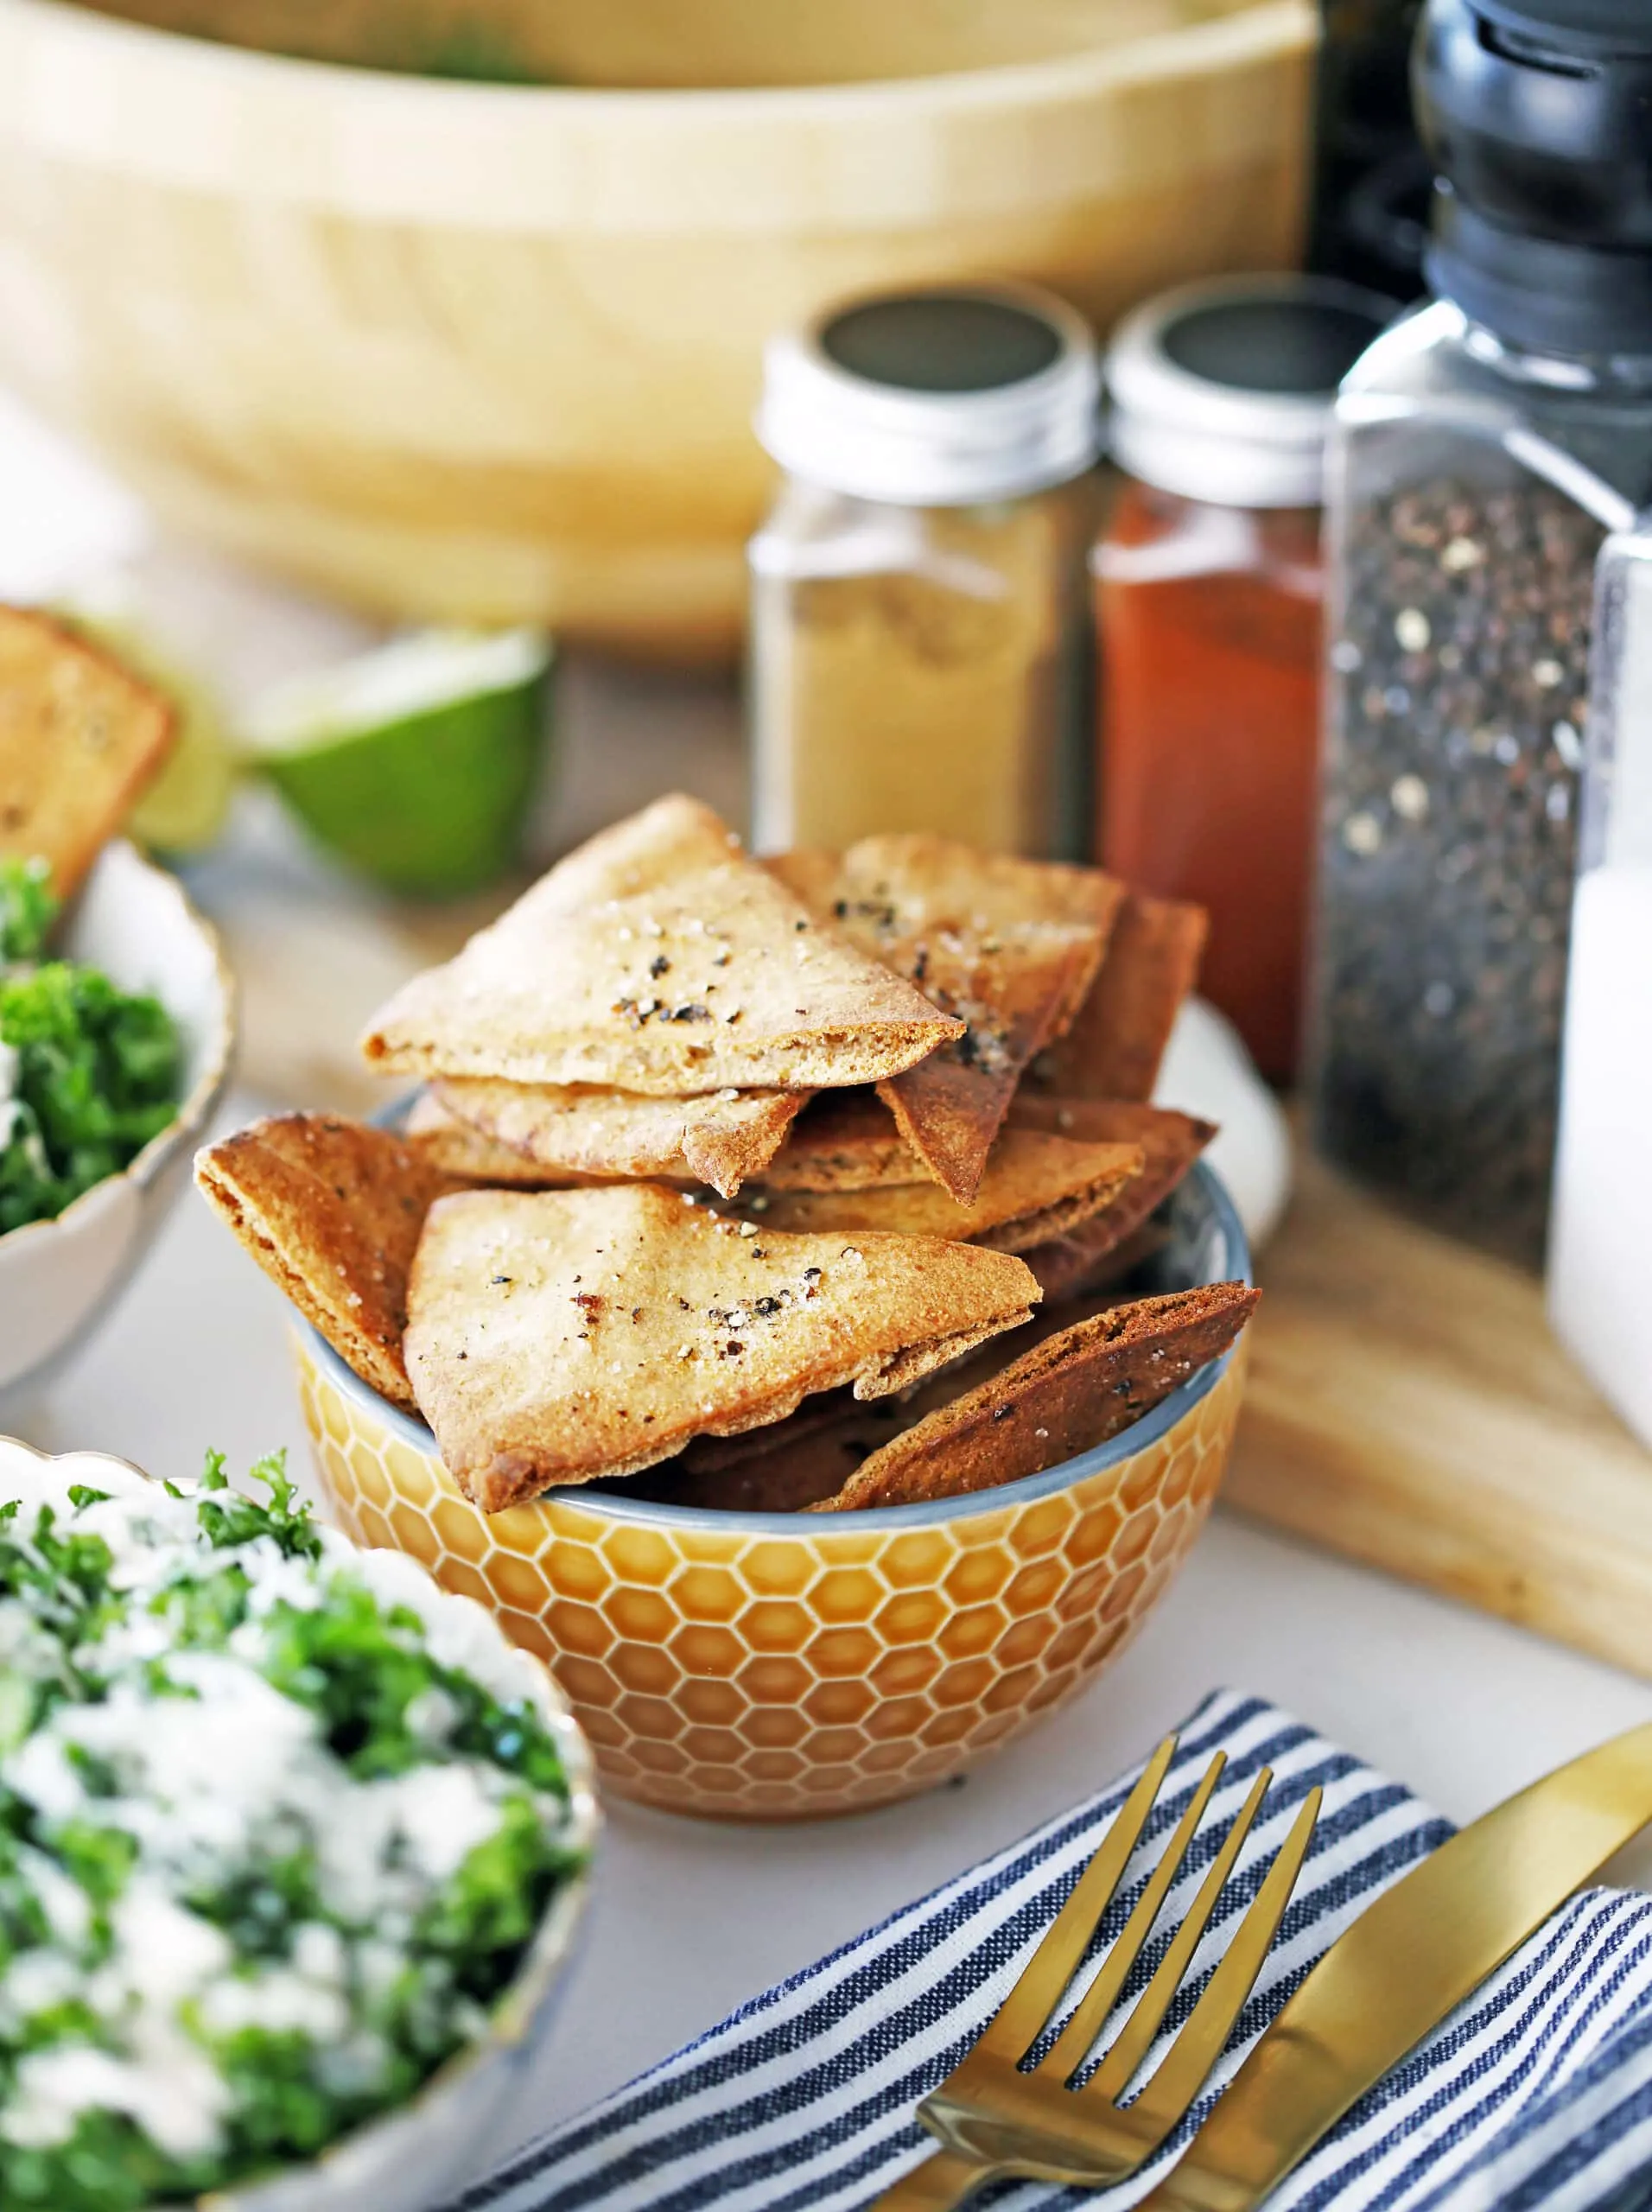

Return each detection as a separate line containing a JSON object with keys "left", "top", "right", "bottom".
{"left": 245, "top": 629, "right": 554, "bottom": 897}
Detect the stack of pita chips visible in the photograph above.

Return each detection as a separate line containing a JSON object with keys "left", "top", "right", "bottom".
{"left": 198, "top": 795, "right": 1255, "bottom": 1516}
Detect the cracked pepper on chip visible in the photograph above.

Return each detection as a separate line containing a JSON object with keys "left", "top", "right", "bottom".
{"left": 402, "top": 1183, "right": 1040, "bottom": 1511}
{"left": 359, "top": 795, "right": 960, "bottom": 1095}
{"left": 772, "top": 836, "right": 1122, "bottom": 1204}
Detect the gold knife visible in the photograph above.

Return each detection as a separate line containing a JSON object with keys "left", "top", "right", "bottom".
{"left": 1137, "top": 1720, "right": 1652, "bottom": 2212}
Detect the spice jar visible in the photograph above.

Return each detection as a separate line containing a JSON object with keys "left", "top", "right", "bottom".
{"left": 1307, "top": 0, "right": 1652, "bottom": 1268}
{"left": 1096, "top": 277, "right": 1395, "bottom": 1082}
{"left": 747, "top": 283, "right": 1099, "bottom": 859}
{"left": 1549, "top": 533, "right": 1652, "bottom": 1446}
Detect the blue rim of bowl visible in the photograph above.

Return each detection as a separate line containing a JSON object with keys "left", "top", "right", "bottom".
{"left": 302, "top": 1150, "right": 1253, "bottom": 1534}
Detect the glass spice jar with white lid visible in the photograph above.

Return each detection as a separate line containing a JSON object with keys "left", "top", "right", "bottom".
{"left": 1306, "top": 0, "right": 1652, "bottom": 1268}
{"left": 747, "top": 283, "right": 1100, "bottom": 860}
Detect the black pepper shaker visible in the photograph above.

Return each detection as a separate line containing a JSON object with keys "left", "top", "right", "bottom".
{"left": 1306, "top": 0, "right": 1652, "bottom": 1268}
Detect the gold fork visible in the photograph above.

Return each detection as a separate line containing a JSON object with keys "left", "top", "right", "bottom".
{"left": 869, "top": 1734, "right": 1322, "bottom": 2211}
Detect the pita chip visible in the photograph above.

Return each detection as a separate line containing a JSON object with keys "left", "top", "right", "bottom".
{"left": 753, "top": 1089, "right": 923, "bottom": 1193}
{"left": 774, "top": 837, "right": 1122, "bottom": 1203}
{"left": 1032, "top": 891, "right": 1207, "bottom": 1103}
{"left": 195, "top": 1114, "right": 465, "bottom": 1410}
{"left": 1007, "top": 1096, "right": 1217, "bottom": 1300}
{"left": 742, "top": 1128, "right": 1144, "bottom": 1255}
{"left": 0, "top": 608, "right": 175, "bottom": 896}
{"left": 431, "top": 1075, "right": 808, "bottom": 1199}
{"left": 810, "top": 1282, "right": 1259, "bottom": 1511}
{"left": 403, "top": 1183, "right": 1039, "bottom": 1511}
{"left": 360, "top": 796, "right": 960, "bottom": 1096}
{"left": 403, "top": 1093, "right": 569, "bottom": 1186}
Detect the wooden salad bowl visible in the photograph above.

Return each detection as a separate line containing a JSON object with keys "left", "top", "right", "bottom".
{"left": 0, "top": 0, "right": 1312, "bottom": 658}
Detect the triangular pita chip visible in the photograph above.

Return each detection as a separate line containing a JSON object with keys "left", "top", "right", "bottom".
{"left": 403, "top": 1183, "right": 1039, "bottom": 1511}
{"left": 1032, "top": 891, "right": 1207, "bottom": 1103}
{"left": 752, "top": 1089, "right": 922, "bottom": 1193}
{"left": 404, "top": 1093, "right": 570, "bottom": 1186}
{"left": 361, "top": 796, "right": 960, "bottom": 1096}
{"left": 810, "top": 1282, "right": 1258, "bottom": 1511}
{"left": 195, "top": 1114, "right": 464, "bottom": 1410}
{"left": 742, "top": 1128, "right": 1143, "bottom": 1254}
{"left": 1007, "top": 1096, "right": 1217, "bottom": 1300}
{"left": 0, "top": 608, "right": 175, "bottom": 895}
{"left": 772, "top": 837, "right": 1122, "bottom": 1203}
{"left": 431, "top": 1075, "right": 809, "bottom": 1200}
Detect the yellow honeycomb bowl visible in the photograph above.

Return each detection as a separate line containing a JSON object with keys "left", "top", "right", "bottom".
{"left": 295, "top": 1163, "right": 1249, "bottom": 1821}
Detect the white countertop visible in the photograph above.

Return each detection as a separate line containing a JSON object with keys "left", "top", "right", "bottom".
{"left": 5, "top": 395, "right": 1652, "bottom": 2163}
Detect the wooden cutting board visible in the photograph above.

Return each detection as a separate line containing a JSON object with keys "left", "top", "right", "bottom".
{"left": 1228, "top": 1145, "right": 1652, "bottom": 1681}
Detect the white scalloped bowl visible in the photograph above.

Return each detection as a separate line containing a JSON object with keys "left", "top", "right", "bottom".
{"left": 0, "top": 841, "right": 236, "bottom": 1402}
{"left": 0, "top": 1434, "right": 601, "bottom": 2212}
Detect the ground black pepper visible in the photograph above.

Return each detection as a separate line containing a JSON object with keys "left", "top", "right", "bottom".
{"left": 1310, "top": 474, "right": 1603, "bottom": 1267}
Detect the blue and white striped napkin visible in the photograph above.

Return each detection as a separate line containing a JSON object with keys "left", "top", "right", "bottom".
{"left": 446, "top": 1691, "right": 1652, "bottom": 2212}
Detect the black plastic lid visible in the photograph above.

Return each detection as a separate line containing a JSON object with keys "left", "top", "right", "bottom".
{"left": 1414, "top": 0, "right": 1652, "bottom": 353}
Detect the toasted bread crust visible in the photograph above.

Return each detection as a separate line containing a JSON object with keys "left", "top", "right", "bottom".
{"left": 810, "top": 1282, "right": 1258, "bottom": 1511}
{"left": 778, "top": 837, "right": 1122, "bottom": 1202}
{"left": 740, "top": 1129, "right": 1144, "bottom": 1255}
{"left": 403, "top": 1183, "right": 1039, "bottom": 1510}
{"left": 434, "top": 1074, "right": 807, "bottom": 1199}
{"left": 194, "top": 1114, "right": 465, "bottom": 1409}
{"left": 1032, "top": 892, "right": 1207, "bottom": 1103}
{"left": 0, "top": 607, "right": 175, "bottom": 895}
{"left": 360, "top": 796, "right": 961, "bottom": 1094}
{"left": 1008, "top": 1097, "right": 1217, "bottom": 1298}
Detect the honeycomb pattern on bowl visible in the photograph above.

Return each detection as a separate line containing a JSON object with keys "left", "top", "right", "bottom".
{"left": 295, "top": 1332, "right": 1246, "bottom": 1821}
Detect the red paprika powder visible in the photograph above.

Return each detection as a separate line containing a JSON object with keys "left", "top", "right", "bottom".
{"left": 1095, "top": 278, "right": 1394, "bottom": 1082}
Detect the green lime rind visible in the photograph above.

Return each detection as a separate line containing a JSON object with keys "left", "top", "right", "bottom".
{"left": 248, "top": 631, "right": 554, "bottom": 897}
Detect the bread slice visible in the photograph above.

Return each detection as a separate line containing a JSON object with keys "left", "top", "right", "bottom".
{"left": 403, "top": 1182, "right": 1039, "bottom": 1510}
{"left": 194, "top": 1114, "right": 465, "bottom": 1410}
{"left": 1007, "top": 1096, "right": 1217, "bottom": 1300}
{"left": 1032, "top": 891, "right": 1207, "bottom": 1103}
{"left": 753, "top": 1088, "right": 923, "bottom": 1193}
{"left": 743, "top": 1128, "right": 1144, "bottom": 1255}
{"left": 0, "top": 607, "right": 175, "bottom": 894}
{"left": 404, "top": 1092, "right": 570, "bottom": 1186}
{"left": 430, "top": 1074, "right": 808, "bottom": 1200}
{"left": 772, "top": 837, "right": 1121, "bottom": 1203}
{"left": 360, "top": 796, "right": 960, "bottom": 1096}
{"left": 810, "top": 1282, "right": 1258, "bottom": 1511}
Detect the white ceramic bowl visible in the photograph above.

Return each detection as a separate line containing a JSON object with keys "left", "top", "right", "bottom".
{"left": 0, "top": 1434, "right": 602, "bottom": 2212}
{"left": 0, "top": 840, "right": 236, "bottom": 1399}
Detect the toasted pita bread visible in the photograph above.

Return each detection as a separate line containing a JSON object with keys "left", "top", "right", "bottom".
{"left": 0, "top": 607, "right": 175, "bottom": 895}
{"left": 1032, "top": 891, "right": 1207, "bottom": 1103}
{"left": 403, "top": 1093, "right": 570, "bottom": 1186}
{"left": 195, "top": 1115, "right": 465, "bottom": 1410}
{"left": 403, "top": 1183, "right": 1039, "bottom": 1510}
{"left": 741, "top": 1128, "right": 1143, "bottom": 1255}
{"left": 810, "top": 1282, "right": 1258, "bottom": 1510}
{"left": 361, "top": 796, "right": 960, "bottom": 1096}
{"left": 431, "top": 1075, "right": 808, "bottom": 1200}
{"left": 1007, "top": 1096, "right": 1217, "bottom": 1300}
{"left": 1024, "top": 1219, "right": 1172, "bottom": 1304}
{"left": 772, "top": 837, "right": 1121, "bottom": 1203}
{"left": 752, "top": 1089, "right": 922, "bottom": 1193}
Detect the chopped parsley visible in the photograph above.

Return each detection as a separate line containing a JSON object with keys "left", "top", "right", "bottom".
{"left": 0, "top": 858, "right": 183, "bottom": 1236}
{"left": 0, "top": 1451, "right": 588, "bottom": 2209}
